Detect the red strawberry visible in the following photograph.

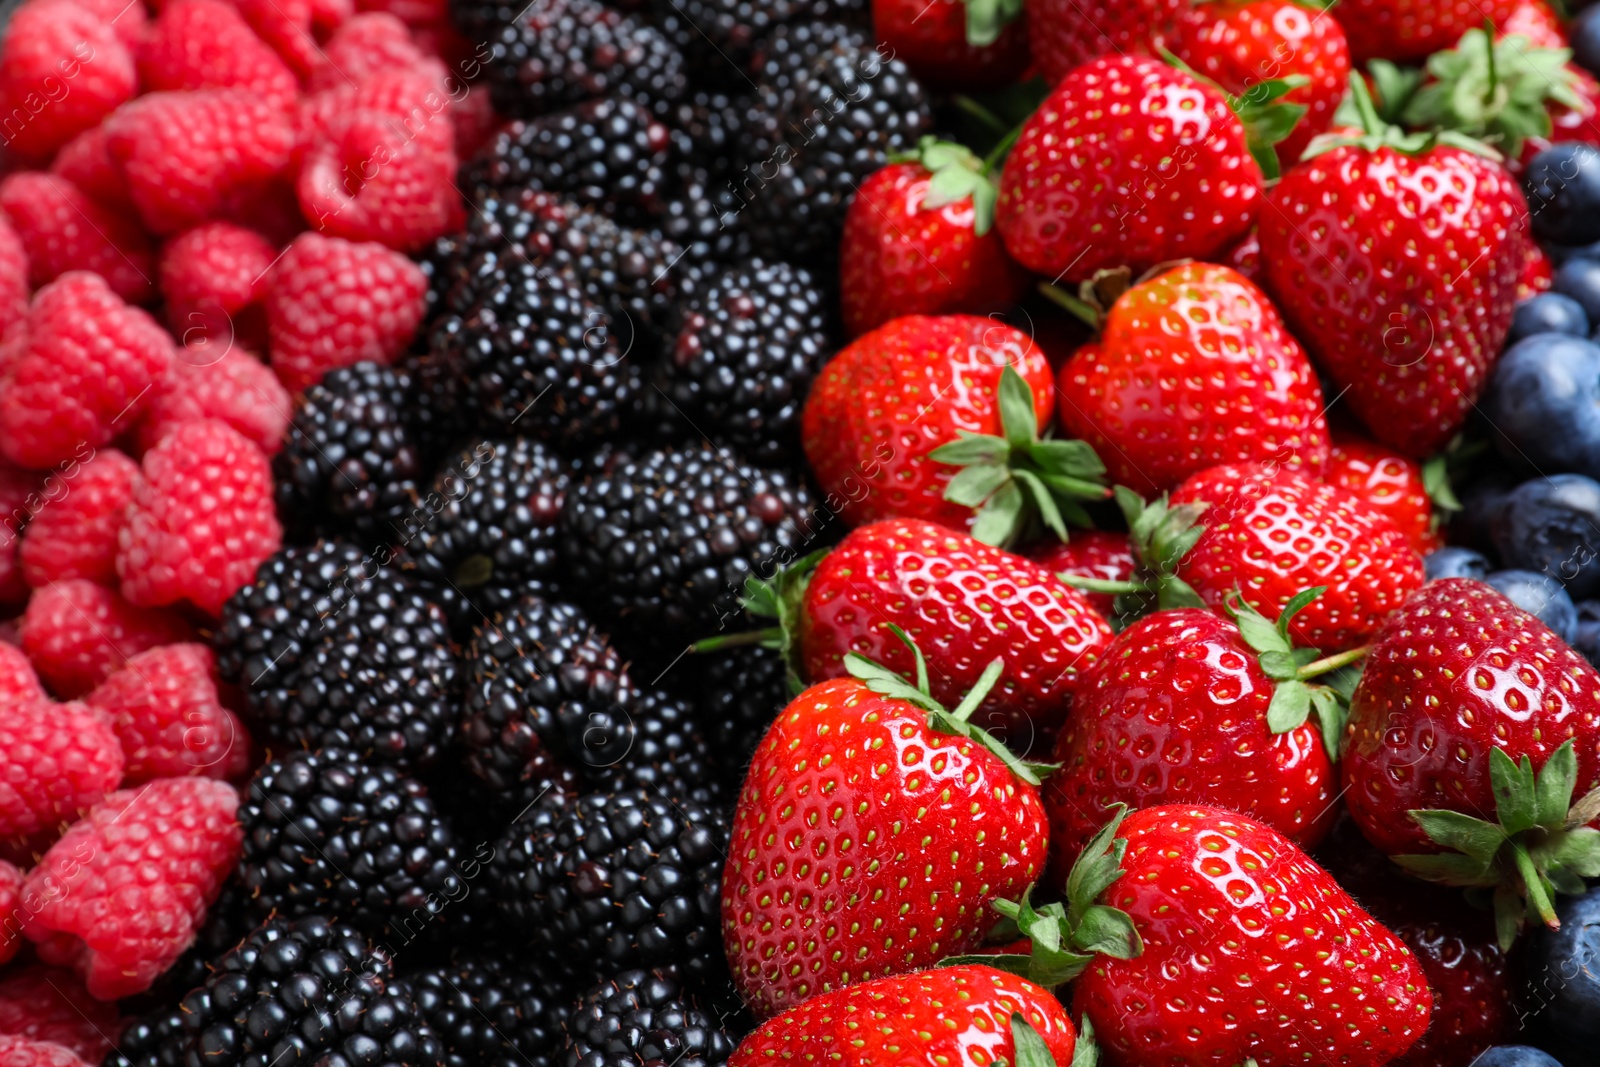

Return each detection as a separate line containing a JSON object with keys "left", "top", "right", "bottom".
{"left": 1324, "top": 433, "right": 1442, "bottom": 555}
{"left": 721, "top": 643, "right": 1051, "bottom": 1017}
{"left": 1162, "top": 0, "right": 1352, "bottom": 168}
{"left": 995, "top": 56, "right": 1264, "bottom": 282}
{"left": 728, "top": 965, "right": 1079, "bottom": 1066}
{"left": 1504, "top": 0, "right": 1567, "bottom": 48}
{"left": 1519, "top": 241, "right": 1555, "bottom": 300}
{"left": 871, "top": 0, "right": 1030, "bottom": 89}
{"left": 1053, "top": 262, "right": 1330, "bottom": 495}
{"left": 1025, "top": 0, "right": 1185, "bottom": 85}
{"left": 1027, "top": 529, "right": 1134, "bottom": 619}
{"left": 839, "top": 142, "right": 1028, "bottom": 339}
{"left": 1342, "top": 578, "right": 1600, "bottom": 945}
{"left": 1333, "top": 0, "right": 1522, "bottom": 62}
{"left": 1258, "top": 78, "right": 1526, "bottom": 458}
{"left": 801, "top": 316, "right": 1108, "bottom": 547}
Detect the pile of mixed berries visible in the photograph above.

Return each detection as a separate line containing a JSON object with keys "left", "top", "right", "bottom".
{"left": 2, "top": 0, "right": 1600, "bottom": 1063}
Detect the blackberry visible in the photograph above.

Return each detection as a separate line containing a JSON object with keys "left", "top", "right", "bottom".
{"left": 464, "top": 97, "right": 674, "bottom": 225}
{"left": 565, "top": 967, "right": 738, "bottom": 1067}
{"left": 401, "top": 957, "right": 569, "bottom": 1067}
{"left": 486, "top": 790, "right": 729, "bottom": 986}
{"left": 396, "top": 347, "right": 467, "bottom": 456}
{"left": 559, "top": 443, "right": 823, "bottom": 643}
{"left": 747, "top": 20, "right": 869, "bottom": 100}
{"left": 483, "top": 0, "right": 686, "bottom": 119}
{"left": 746, "top": 42, "right": 932, "bottom": 263}
{"left": 431, "top": 251, "right": 639, "bottom": 447}
{"left": 590, "top": 688, "right": 727, "bottom": 806}
{"left": 650, "top": 0, "right": 868, "bottom": 76}
{"left": 651, "top": 258, "right": 833, "bottom": 462}
{"left": 673, "top": 644, "right": 789, "bottom": 768}
{"left": 238, "top": 749, "right": 464, "bottom": 935}
{"left": 104, "top": 1008, "right": 185, "bottom": 1067}
{"left": 657, "top": 168, "right": 752, "bottom": 272}
{"left": 132, "top": 879, "right": 257, "bottom": 1009}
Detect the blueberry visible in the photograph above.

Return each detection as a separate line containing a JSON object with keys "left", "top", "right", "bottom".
{"left": 1490, "top": 475, "right": 1600, "bottom": 598}
{"left": 1520, "top": 886, "right": 1600, "bottom": 1061}
{"left": 1508, "top": 293, "right": 1590, "bottom": 345}
{"left": 1574, "top": 600, "right": 1600, "bottom": 663}
{"left": 1575, "top": 4, "right": 1600, "bottom": 77}
{"left": 1471, "top": 1049, "right": 1565, "bottom": 1067}
{"left": 1523, "top": 143, "right": 1600, "bottom": 246}
{"left": 1484, "top": 570, "right": 1579, "bottom": 642}
{"left": 1484, "top": 335, "right": 1600, "bottom": 478}
{"left": 1555, "top": 257, "right": 1600, "bottom": 325}
{"left": 1453, "top": 474, "right": 1518, "bottom": 554}
{"left": 1541, "top": 238, "right": 1600, "bottom": 268}
{"left": 1424, "top": 546, "right": 1491, "bottom": 581}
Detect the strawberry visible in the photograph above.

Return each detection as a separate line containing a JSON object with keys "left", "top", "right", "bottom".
{"left": 1324, "top": 433, "right": 1444, "bottom": 555}
{"left": 1333, "top": 0, "right": 1522, "bottom": 63}
{"left": 871, "top": 0, "right": 1031, "bottom": 90}
{"left": 1044, "top": 591, "right": 1352, "bottom": 877}
{"left": 1162, "top": 0, "right": 1353, "bottom": 168}
{"left": 801, "top": 318, "right": 1108, "bottom": 547}
{"left": 1027, "top": 529, "right": 1134, "bottom": 619}
{"left": 727, "top": 964, "right": 1080, "bottom": 1066}
{"left": 1342, "top": 578, "right": 1600, "bottom": 946}
{"left": 995, "top": 56, "right": 1266, "bottom": 281}
{"left": 1518, "top": 240, "right": 1555, "bottom": 301}
{"left": 1052, "top": 262, "right": 1330, "bottom": 495}
{"left": 721, "top": 638, "right": 1051, "bottom": 1017}
{"left": 1257, "top": 77, "right": 1526, "bottom": 458}
{"left": 1504, "top": 0, "right": 1567, "bottom": 49}
{"left": 839, "top": 141, "right": 1029, "bottom": 339}
{"left": 1025, "top": 0, "right": 1185, "bottom": 85}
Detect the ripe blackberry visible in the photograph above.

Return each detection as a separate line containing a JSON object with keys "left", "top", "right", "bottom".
{"left": 483, "top": 0, "right": 686, "bottom": 119}
{"left": 238, "top": 749, "right": 464, "bottom": 934}
{"left": 652, "top": 258, "right": 833, "bottom": 463}
{"left": 401, "top": 957, "right": 569, "bottom": 1067}
{"left": 104, "top": 1008, "right": 184, "bottom": 1067}
{"left": 133, "top": 878, "right": 256, "bottom": 1009}
{"left": 650, "top": 0, "right": 867, "bottom": 75}
{"left": 591, "top": 688, "right": 727, "bottom": 805}
{"left": 747, "top": 20, "right": 868, "bottom": 99}
{"left": 486, "top": 790, "right": 729, "bottom": 987}
{"left": 565, "top": 966, "right": 738, "bottom": 1067}
{"left": 464, "top": 97, "right": 673, "bottom": 225}
{"left": 674, "top": 644, "right": 788, "bottom": 768}
{"left": 274, "top": 362, "right": 424, "bottom": 546}
{"left": 559, "top": 443, "right": 822, "bottom": 643}
{"left": 431, "top": 251, "right": 638, "bottom": 447}
{"left": 657, "top": 169, "right": 752, "bottom": 272}
{"left": 396, "top": 347, "right": 467, "bottom": 456}
{"left": 747, "top": 42, "right": 932, "bottom": 263}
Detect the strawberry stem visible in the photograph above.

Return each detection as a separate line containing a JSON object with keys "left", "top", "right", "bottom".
{"left": 1510, "top": 839, "right": 1561, "bottom": 929}
{"left": 1296, "top": 646, "right": 1368, "bottom": 680}
{"left": 691, "top": 627, "right": 783, "bottom": 653}
{"left": 1037, "top": 283, "right": 1101, "bottom": 330}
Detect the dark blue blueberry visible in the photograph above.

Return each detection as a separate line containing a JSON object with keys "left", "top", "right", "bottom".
{"left": 1509, "top": 293, "right": 1590, "bottom": 345}
{"left": 1520, "top": 886, "right": 1600, "bottom": 1062}
{"left": 1424, "top": 546, "right": 1491, "bottom": 581}
{"left": 1541, "top": 238, "right": 1600, "bottom": 268}
{"left": 1576, "top": 4, "right": 1600, "bottom": 78}
{"left": 1555, "top": 257, "right": 1600, "bottom": 325}
{"left": 1484, "top": 570, "right": 1579, "bottom": 642}
{"left": 1471, "top": 1049, "right": 1565, "bottom": 1067}
{"left": 1484, "top": 335, "right": 1600, "bottom": 479}
{"left": 1573, "top": 600, "right": 1600, "bottom": 663}
{"left": 1523, "top": 143, "right": 1600, "bottom": 247}
{"left": 1491, "top": 475, "right": 1600, "bottom": 598}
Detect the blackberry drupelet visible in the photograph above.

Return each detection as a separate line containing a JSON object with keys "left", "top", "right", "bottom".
{"left": 431, "top": 251, "right": 639, "bottom": 446}
{"left": 650, "top": 0, "right": 868, "bottom": 75}
{"left": 487, "top": 790, "right": 729, "bottom": 986}
{"left": 238, "top": 749, "right": 464, "bottom": 934}
{"left": 274, "top": 362, "right": 424, "bottom": 546}
{"left": 589, "top": 688, "right": 727, "bottom": 805}
{"left": 104, "top": 1008, "right": 184, "bottom": 1067}
{"left": 401, "top": 957, "right": 569, "bottom": 1067}
{"left": 559, "top": 443, "right": 822, "bottom": 643}
{"left": 652, "top": 258, "right": 833, "bottom": 463}
{"left": 464, "top": 96, "right": 674, "bottom": 225}
{"left": 657, "top": 169, "right": 752, "bottom": 272}
{"left": 746, "top": 20, "right": 868, "bottom": 100}
{"left": 565, "top": 966, "right": 739, "bottom": 1067}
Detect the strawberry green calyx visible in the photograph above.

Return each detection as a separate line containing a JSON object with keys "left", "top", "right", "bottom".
{"left": 963, "top": 0, "right": 1023, "bottom": 48}
{"left": 1010, "top": 1013, "right": 1099, "bottom": 1067}
{"left": 845, "top": 623, "right": 1059, "bottom": 785}
{"left": 942, "top": 805, "right": 1143, "bottom": 985}
{"left": 689, "top": 547, "right": 827, "bottom": 694}
{"left": 1158, "top": 46, "right": 1307, "bottom": 180}
{"left": 1396, "top": 739, "right": 1600, "bottom": 950}
{"left": 893, "top": 136, "right": 1003, "bottom": 235}
{"left": 1057, "top": 486, "right": 1207, "bottom": 627}
{"left": 1306, "top": 70, "right": 1502, "bottom": 160}
{"left": 932, "top": 365, "right": 1110, "bottom": 548}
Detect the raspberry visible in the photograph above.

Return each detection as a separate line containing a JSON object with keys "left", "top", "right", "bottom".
{"left": 64, "top": 0, "right": 148, "bottom": 47}
{"left": 0, "top": 861, "right": 20, "bottom": 965}
{"left": 265, "top": 233, "right": 428, "bottom": 393}
{"left": 234, "top": 0, "right": 322, "bottom": 77}
{"left": 0, "top": 466, "right": 38, "bottom": 607}
{"left": 0, "top": 174, "right": 156, "bottom": 304}
{"left": 451, "top": 84, "right": 498, "bottom": 159}
{"left": 135, "top": 346, "right": 291, "bottom": 456}
{"left": 0, "top": 966, "right": 122, "bottom": 1062}
{"left": 308, "top": 13, "right": 430, "bottom": 92}
{"left": 0, "top": 698, "right": 124, "bottom": 857}
{"left": 157, "top": 222, "right": 276, "bottom": 352}
{"left": 299, "top": 64, "right": 450, "bottom": 138}
{"left": 117, "top": 419, "right": 283, "bottom": 617}
{"left": 312, "top": 0, "right": 356, "bottom": 33}
{"left": 49, "top": 126, "right": 133, "bottom": 213}
{"left": 87, "top": 643, "right": 252, "bottom": 785}
{"left": 0, "top": 643, "right": 44, "bottom": 707}
{"left": 0, "top": 1036, "right": 88, "bottom": 1067}
{"left": 0, "top": 272, "right": 175, "bottom": 470}
{"left": 0, "top": 0, "right": 137, "bottom": 161}
{"left": 22, "top": 777, "right": 242, "bottom": 1000}
{"left": 18, "top": 448, "right": 138, "bottom": 587}
{"left": 358, "top": 0, "right": 443, "bottom": 23}
{"left": 0, "top": 218, "right": 28, "bottom": 339}
{"left": 138, "top": 0, "right": 298, "bottom": 110}
{"left": 105, "top": 90, "right": 296, "bottom": 237}
{"left": 18, "top": 579, "right": 195, "bottom": 698}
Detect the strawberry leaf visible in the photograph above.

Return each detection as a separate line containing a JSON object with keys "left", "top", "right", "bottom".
{"left": 1009, "top": 1015, "right": 1057, "bottom": 1067}
{"left": 1535, "top": 740, "right": 1580, "bottom": 829}
{"left": 1074, "top": 904, "right": 1142, "bottom": 959}
{"left": 692, "top": 547, "right": 827, "bottom": 692}
{"left": 1265, "top": 679, "right": 1314, "bottom": 734}
{"left": 963, "top": 0, "right": 1023, "bottom": 48}
{"left": 1400, "top": 29, "right": 1581, "bottom": 159}
{"left": 1568, "top": 784, "right": 1600, "bottom": 830}
{"left": 1394, "top": 850, "right": 1500, "bottom": 886}
{"left": 1422, "top": 454, "right": 1463, "bottom": 515}
{"left": 1490, "top": 747, "right": 1541, "bottom": 837}
{"left": 1307, "top": 687, "right": 1348, "bottom": 762}
{"left": 1070, "top": 1016, "right": 1098, "bottom": 1067}
{"left": 971, "top": 481, "right": 1027, "bottom": 546}
{"left": 1409, "top": 809, "right": 1508, "bottom": 864}
{"left": 944, "top": 462, "right": 1013, "bottom": 508}
{"left": 906, "top": 135, "right": 1003, "bottom": 234}
{"left": 931, "top": 433, "right": 1011, "bottom": 467}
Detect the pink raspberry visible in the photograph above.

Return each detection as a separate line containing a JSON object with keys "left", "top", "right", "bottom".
{"left": 0, "top": 643, "right": 45, "bottom": 708}
{"left": 0, "top": 219, "right": 28, "bottom": 340}
{"left": 138, "top": 0, "right": 298, "bottom": 110}
{"left": 0, "top": 0, "right": 136, "bottom": 162}
{"left": 298, "top": 64, "right": 454, "bottom": 149}
{"left": 87, "top": 643, "right": 252, "bottom": 785}
{"left": 265, "top": 233, "right": 427, "bottom": 392}
{"left": 307, "top": 12, "right": 427, "bottom": 92}
{"left": 0, "top": 466, "right": 39, "bottom": 608}
{"left": 0, "top": 966, "right": 123, "bottom": 1062}
{"left": 158, "top": 222, "right": 276, "bottom": 352}
{"left": 358, "top": 0, "right": 447, "bottom": 25}
{"left": 22, "top": 777, "right": 241, "bottom": 1000}
{"left": 136, "top": 346, "right": 291, "bottom": 455}
{"left": 234, "top": 0, "right": 321, "bottom": 78}
{"left": 18, "top": 448, "right": 139, "bottom": 587}
{"left": 105, "top": 90, "right": 296, "bottom": 236}
{"left": 60, "top": 0, "right": 147, "bottom": 47}
{"left": 0, "top": 174, "right": 156, "bottom": 304}
{"left": 0, "top": 861, "right": 21, "bottom": 965}
{"left": 0, "top": 1036, "right": 89, "bottom": 1067}
{"left": 49, "top": 126, "right": 133, "bottom": 213}
{"left": 0, "top": 272, "right": 174, "bottom": 471}
{"left": 117, "top": 419, "right": 282, "bottom": 616}
{"left": 18, "top": 579, "right": 195, "bottom": 698}
{"left": 311, "top": 0, "right": 356, "bottom": 33}
{"left": 0, "top": 699, "right": 125, "bottom": 859}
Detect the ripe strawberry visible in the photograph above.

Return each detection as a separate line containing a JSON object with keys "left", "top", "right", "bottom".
{"left": 1258, "top": 78, "right": 1526, "bottom": 458}
{"left": 1518, "top": 241, "right": 1555, "bottom": 300}
{"left": 728, "top": 965, "right": 1079, "bottom": 1066}
{"left": 1324, "top": 433, "right": 1442, "bottom": 555}
{"left": 995, "top": 56, "right": 1264, "bottom": 282}
{"left": 839, "top": 141, "right": 1028, "bottom": 338}
{"left": 1333, "top": 0, "right": 1522, "bottom": 62}
{"left": 1025, "top": 0, "right": 1185, "bottom": 84}
{"left": 1504, "top": 0, "right": 1567, "bottom": 48}
{"left": 1053, "top": 262, "right": 1330, "bottom": 495}
{"left": 722, "top": 641, "right": 1051, "bottom": 1017}
{"left": 871, "top": 0, "right": 1030, "bottom": 90}
{"left": 1343, "top": 578, "right": 1600, "bottom": 946}
{"left": 802, "top": 317, "right": 1107, "bottom": 546}
{"left": 1027, "top": 529, "right": 1134, "bottom": 619}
